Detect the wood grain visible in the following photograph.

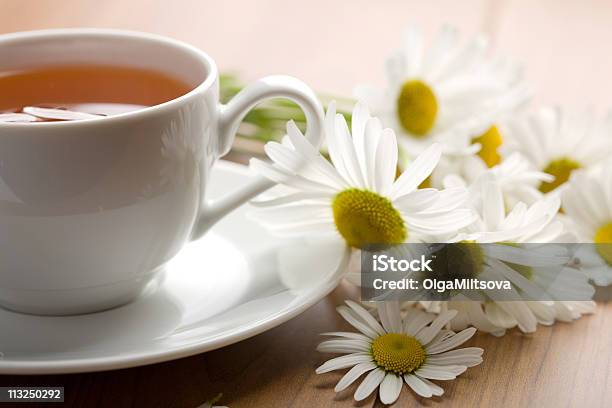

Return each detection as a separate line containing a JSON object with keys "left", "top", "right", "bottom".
{"left": 1, "top": 1, "right": 611, "bottom": 406}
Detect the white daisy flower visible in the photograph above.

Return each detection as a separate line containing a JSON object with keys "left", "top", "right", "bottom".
{"left": 438, "top": 152, "right": 553, "bottom": 208}
{"left": 426, "top": 174, "right": 594, "bottom": 335}
{"left": 249, "top": 102, "right": 476, "bottom": 264}
{"left": 355, "top": 25, "right": 528, "bottom": 165}
{"left": 458, "top": 173, "right": 563, "bottom": 244}
{"left": 502, "top": 107, "right": 612, "bottom": 194}
{"left": 561, "top": 163, "right": 612, "bottom": 286}
{"left": 316, "top": 300, "right": 483, "bottom": 403}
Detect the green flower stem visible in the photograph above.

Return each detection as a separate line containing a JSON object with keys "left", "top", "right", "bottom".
{"left": 220, "top": 73, "right": 353, "bottom": 153}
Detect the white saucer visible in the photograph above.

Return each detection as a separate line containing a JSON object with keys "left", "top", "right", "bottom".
{"left": 0, "top": 161, "right": 347, "bottom": 374}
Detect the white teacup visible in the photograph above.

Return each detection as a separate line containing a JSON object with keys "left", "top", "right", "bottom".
{"left": 0, "top": 29, "right": 324, "bottom": 315}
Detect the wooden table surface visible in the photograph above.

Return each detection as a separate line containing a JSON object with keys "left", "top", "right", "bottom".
{"left": 0, "top": 281, "right": 610, "bottom": 407}
{"left": 1, "top": 1, "right": 612, "bottom": 407}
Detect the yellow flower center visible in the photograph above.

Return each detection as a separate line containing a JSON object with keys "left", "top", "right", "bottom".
{"left": 418, "top": 176, "right": 432, "bottom": 189}
{"left": 471, "top": 125, "right": 503, "bottom": 167}
{"left": 396, "top": 80, "right": 438, "bottom": 137}
{"left": 594, "top": 222, "right": 612, "bottom": 265}
{"left": 429, "top": 241, "right": 485, "bottom": 280}
{"left": 539, "top": 157, "right": 581, "bottom": 193}
{"left": 511, "top": 263, "right": 533, "bottom": 280}
{"left": 499, "top": 257, "right": 533, "bottom": 279}
{"left": 371, "top": 333, "right": 426, "bottom": 375}
{"left": 332, "top": 188, "right": 407, "bottom": 249}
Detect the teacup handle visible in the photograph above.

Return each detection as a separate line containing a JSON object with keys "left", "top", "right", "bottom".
{"left": 190, "top": 75, "right": 324, "bottom": 240}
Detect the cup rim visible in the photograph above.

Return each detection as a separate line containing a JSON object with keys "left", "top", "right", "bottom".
{"left": 0, "top": 28, "right": 218, "bottom": 129}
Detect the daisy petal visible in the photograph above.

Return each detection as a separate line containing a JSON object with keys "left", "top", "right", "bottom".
{"left": 354, "top": 368, "right": 386, "bottom": 401}
{"left": 422, "top": 24, "right": 455, "bottom": 74}
{"left": 364, "top": 118, "right": 383, "bottom": 189}
{"left": 274, "top": 126, "right": 348, "bottom": 189}
{"left": 345, "top": 300, "right": 386, "bottom": 336}
{"left": 426, "top": 328, "right": 477, "bottom": 354}
{"left": 317, "top": 339, "right": 371, "bottom": 353}
{"left": 463, "top": 302, "right": 506, "bottom": 335}
{"left": 250, "top": 159, "right": 336, "bottom": 193}
{"left": 425, "top": 187, "right": 470, "bottom": 212}
{"left": 320, "top": 332, "right": 371, "bottom": 341}
{"left": 316, "top": 353, "right": 371, "bottom": 374}
{"left": 401, "top": 26, "right": 423, "bottom": 77}
{"left": 416, "top": 376, "right": 445, "bottom": 396}
{"left": 404, "top": 310, "right": 436, "bottom": 336}
{"left": 255, "top": 203, "right": 330, "bottom": 224}
{"left": 333, "top": 113, "right": 366, "bottom": 187}
{"left": 390, "top": 143, "right": 442, "bottom": 199}
{"left": 482, "top": 178, "right": 505, "bottom": 230}
{"left": 404, "top": 374, "right": 433, "bottom": 398}
{"left": 431, "top": 329, "right": 457, "bottom": 344}
{"left": 337, "top": 306, "right": 379, "bottom": 339}
{"left": 492, "top": 301, "right": 537, "bottom": 333}
{"left": 351, "top": 102, "right": 370, "bottom": 176}
{"left": 374, "top": 128, "right": 398, "bottom": 196}
{"left": 484, "top": 301, "right": 519, "bottom": 329}
{"left": 334, "top": 362, "right": 377, "bottom": 392}
{"left": 415, "top": 310, "right": 458, "bottom": 345}
{"left": 377, "top": 301, "right": 402, "bottom": 333}
{"left": 324, "top": 102, "right": 351, "bottom": 184}
{"left": 405, "top": 209, "right": 476, "bottom": 233}
{"left": 264, "top": 140, "right": 306, "bottom": 173}
{"left": 393, "top": 189, "right": 440, "bottom": 213}
{"left": 386, "top": 50, "right": 408, "bottom": 85}
{"left": 415, "top": 364, "right": 467, "bottom": 380}
{"left": 250, "top": 191, "right": 331, "bottom": 206}
{"left": 379, "top": 373, "right": 403, "bottom": 405}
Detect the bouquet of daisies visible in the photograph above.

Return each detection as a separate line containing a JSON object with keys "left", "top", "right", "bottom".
{"left": 228, "top": 25, "right": 612, "bottom": 404}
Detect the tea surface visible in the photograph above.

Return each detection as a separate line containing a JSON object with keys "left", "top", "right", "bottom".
{"left": 0, "top": 65, "right": 192, "bottom": 122}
